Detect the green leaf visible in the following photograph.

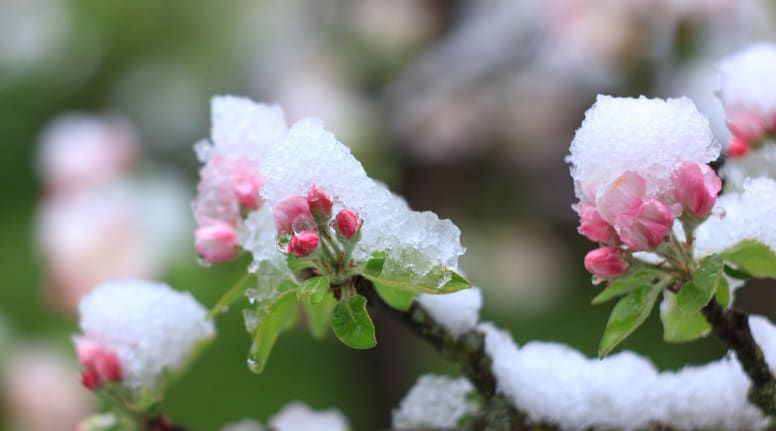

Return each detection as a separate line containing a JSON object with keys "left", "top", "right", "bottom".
{"left": 599, "top": 282, "right": 663, "bottom": 357}
{"left": 360, "top": 252, "right": 471, "bottom": 294}
{"left": 660, "top": 291, "right": 710, "bottom": 343}
{"left": 298, "top": 276, "right": 330, "bottom": 304}
{"left": 246, "top": 290, "right": 298, "bottom": 374}
{"left": 331, "top": 295, "right": 377, "bottom": 349}
{"left": 677, "top": 254, "right": 723, "bottom": 313}
{"left": 715, "top": 276, "right": 730, "bottom": 308}
{"left": 207, "top": 274, "right": 253, "bottom": 319}
{"left": 721, "top": 240, "right": 776, "bottom": 279}
{"left": 724, "top": 264, "right": 752, "bottom": 280}
{"left": 303, "top": 292, "right": 336, "bottom": 340}
{"left": 374, "top": 283, "right": 416, "bottom": 311}
{"left": 592, "top": 268, "right": 661, "bottom": 305}
{"left": 287, "top": 254, "right": 316, "bottom": 274}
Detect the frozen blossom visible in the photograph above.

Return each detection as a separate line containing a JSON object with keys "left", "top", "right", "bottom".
{"left": 480, "top": 321, "right": 772, "bottom": 430}
{"left": 417, "top": 287, "right": 482, "bottom": 337}
{"left": 268, "top": 402, "right": 349, "bottom": 431}
{"left": 193, "top": 96, "right": 287, "bottom": 251}
{"left": 567, "top": 95, "right": 719, "bottom": 205}
{"left": 695, "top": 177, "right": 776, "bottom": 257}
{"left": 257, "top": 118, "right": 464, "bottom": 282}
{"left": 37, "top": 114, "right": 138, "bottom": 193}
{"left": 719, "top": 44, "right": 776, "bottom": 122}
{"left": 392, "top": 374, "right": 478, "bottom": 429}
{"left": 75, "top": 279, "right": 215, "bottom": 390}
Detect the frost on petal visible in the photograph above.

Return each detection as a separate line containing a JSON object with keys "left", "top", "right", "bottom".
{"left": 258, "top": 119, "right": 465, "bottom": 285}
{"left": 392, "top": 375, "right": 478, "bottom": 429}
{"left": 695, "top": 177, "right": 776, "bottom": 257}
{"left": 417, "top": 287, "right": 482, "bottom": 338}
{"left": 480, "top": 322, "right": 769, "bottom": 430}
{"left": 268, "top": 402, "right": 349, "bottom": 431}
{"left": 719, "top": 44, "right": 776, "bottom": 122}
{"left": 567, "top": 95, "right": 718, "bottom": 205}
{"left": 76, "top": 279, "right": 215, "bottom": 390}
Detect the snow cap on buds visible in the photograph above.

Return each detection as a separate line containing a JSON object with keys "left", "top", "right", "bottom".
{"left": 584, "top": 246, "right": 628, "bottom": 279}
{"left": 306, "top": 186, "right": 333, "bottom": 218}
{"left": 719, "top": 44, "right": 776, "bottom": 141}
{"left": 287, "top": 231, "right": 319, "bottom": 257}
{"left": 195, "top": 219, "right": 239, "bottom": 263}
{"left": 567, "top": 95, "right": 718, "bottom": 205}
{"left": 75, "top": 279, "right": 214, "bottom": 390}
{"left": 671, "top": 161, "right": 721, "bottom": 218}
{"left": 273, "top": 196, "right": 314, "bottom": 234}
{"left": 334, "top": 209, "right": 361, "bottom": 240}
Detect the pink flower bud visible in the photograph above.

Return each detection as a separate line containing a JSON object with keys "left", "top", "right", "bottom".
{"left": 671, "top": 161, "right": 721, "bottom": 218}
{"left": 617, "top": 199, "right": 673, "bottom": 251}
{"left": 334, "top": 209, "right": 361, "bottom": 240}
{"left": 584, "top": 246, "right": 628, "bottom": 279}
{"left": 577, "top": 203, "right": 615, "bottom": 244}
{"left": 195, "top": 220, "right": 238, "bottom": 263}
{"left": 287, "top": 230, "right": 319, "bottom": 257}
{"left": 273, "top": 196, "right": 315, "bottom": 234}
{"left": 726, "top": 110, "right": 766, "bottom": 143}
{"left": 306, "top": 186, "right": 333, "bottom": 218}
{"left": 80, "top": 370, "right": 99, "bottom": 390}
{"left": 230, "top": 159, "right": 264, "bottom": 210}
{"left": 727, "top": 136, "right": 749, "bottom": 158}
{"left": 74, "top": 337, "right": 123, "bottom": 390}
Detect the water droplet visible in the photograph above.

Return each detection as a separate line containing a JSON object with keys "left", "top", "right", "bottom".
{"left": 196, "top": 255, "right": 212, "bottom": 268}
{"left": 292, "top": 218, "right": 316, "bottom": 235}
{"left": 248, "top": 297, "right": 256, "bottom": 305}
{"left": 246, "top": 356, "right": 260, "bottom": 373}
{"left": 243, "top": 309, "right": 258, "bottom": 333}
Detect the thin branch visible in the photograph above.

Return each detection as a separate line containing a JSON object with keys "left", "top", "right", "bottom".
{"left": 702, "top": 300, "right": 776, "bottom": 415}
{"left": 145, "top": 416, "right": 188, "bottom": 431}
{"left": 356, "top": 276, "right": 547, "bottom": 431}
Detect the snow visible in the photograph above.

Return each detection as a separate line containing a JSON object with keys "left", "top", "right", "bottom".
{"left": 417, "top": 287, "right": 482, "bottom": 337}
{"left": 392, "top": 374, "right": 478, "bottom": 429}
{"left": 76, "top": 279, "right": 215, "bottom": 390}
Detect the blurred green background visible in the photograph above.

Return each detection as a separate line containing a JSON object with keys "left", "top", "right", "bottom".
{"left": 2, "top": 1, "right": 776, "bottom": 430}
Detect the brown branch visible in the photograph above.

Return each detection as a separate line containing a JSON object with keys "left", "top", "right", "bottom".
{"left": 355, "top": 276, "right": 548, "bottom": 431}
{"left": 702, "top": 300, "right": 776, "bottom": 415}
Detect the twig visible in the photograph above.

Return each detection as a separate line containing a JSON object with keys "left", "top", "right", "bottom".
{"left": 702, "top": 300, "right": 776, "bottom": 415}
{"left": 145, "top": 416, "right": 188, "bottom": 431}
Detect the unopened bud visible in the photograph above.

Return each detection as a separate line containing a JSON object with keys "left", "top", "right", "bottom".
{"left": 273, "top": 196, "right": 314, "bottom": 234}
{"left": 74, "top": 337, "right": 123, "bottom": 390}
{"left": 584, "top": 246, "right": 628, "bottom": 279}
{"left": 195, "top": 220, "right": 238, "bottom": 263}
{"left": 287, "top": 230, "right": 319, "bottom": 257}
{"left": 334, "top": 209, "right": 361, "bottom": 240}
{"left": 671, "top": 161, "right": 721, "bottom": 219}
{"left": 577, "top": 204, "right": 615, "bottom": 244}
{"left": 726, "top": 136, "right": 749, "bottom": 158}
{"left": 306, "top": 186, "right": 332, "bottom": 219}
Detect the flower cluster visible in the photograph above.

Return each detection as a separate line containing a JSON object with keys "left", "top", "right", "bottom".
{"left": 194, "top": 97, "right": 465, "bottom": 296}
{"left": 193, "top": 96, "right": 287, "bottom": 263}
{"left": 73, "top": 279, "right": 214, "bottom": 394}
{"left": 719, "top": 44, "right": 776, "bottom": 158}
{"left": 567, "top": 96, "right": 721, "bottom": 281}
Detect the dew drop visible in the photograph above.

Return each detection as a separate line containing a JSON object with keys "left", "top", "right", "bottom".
{"left": 196, "top": 255, "right": 212, "bottom": 268}
{"left": 246, "top": 356, "right": 260, "bottom": 373}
